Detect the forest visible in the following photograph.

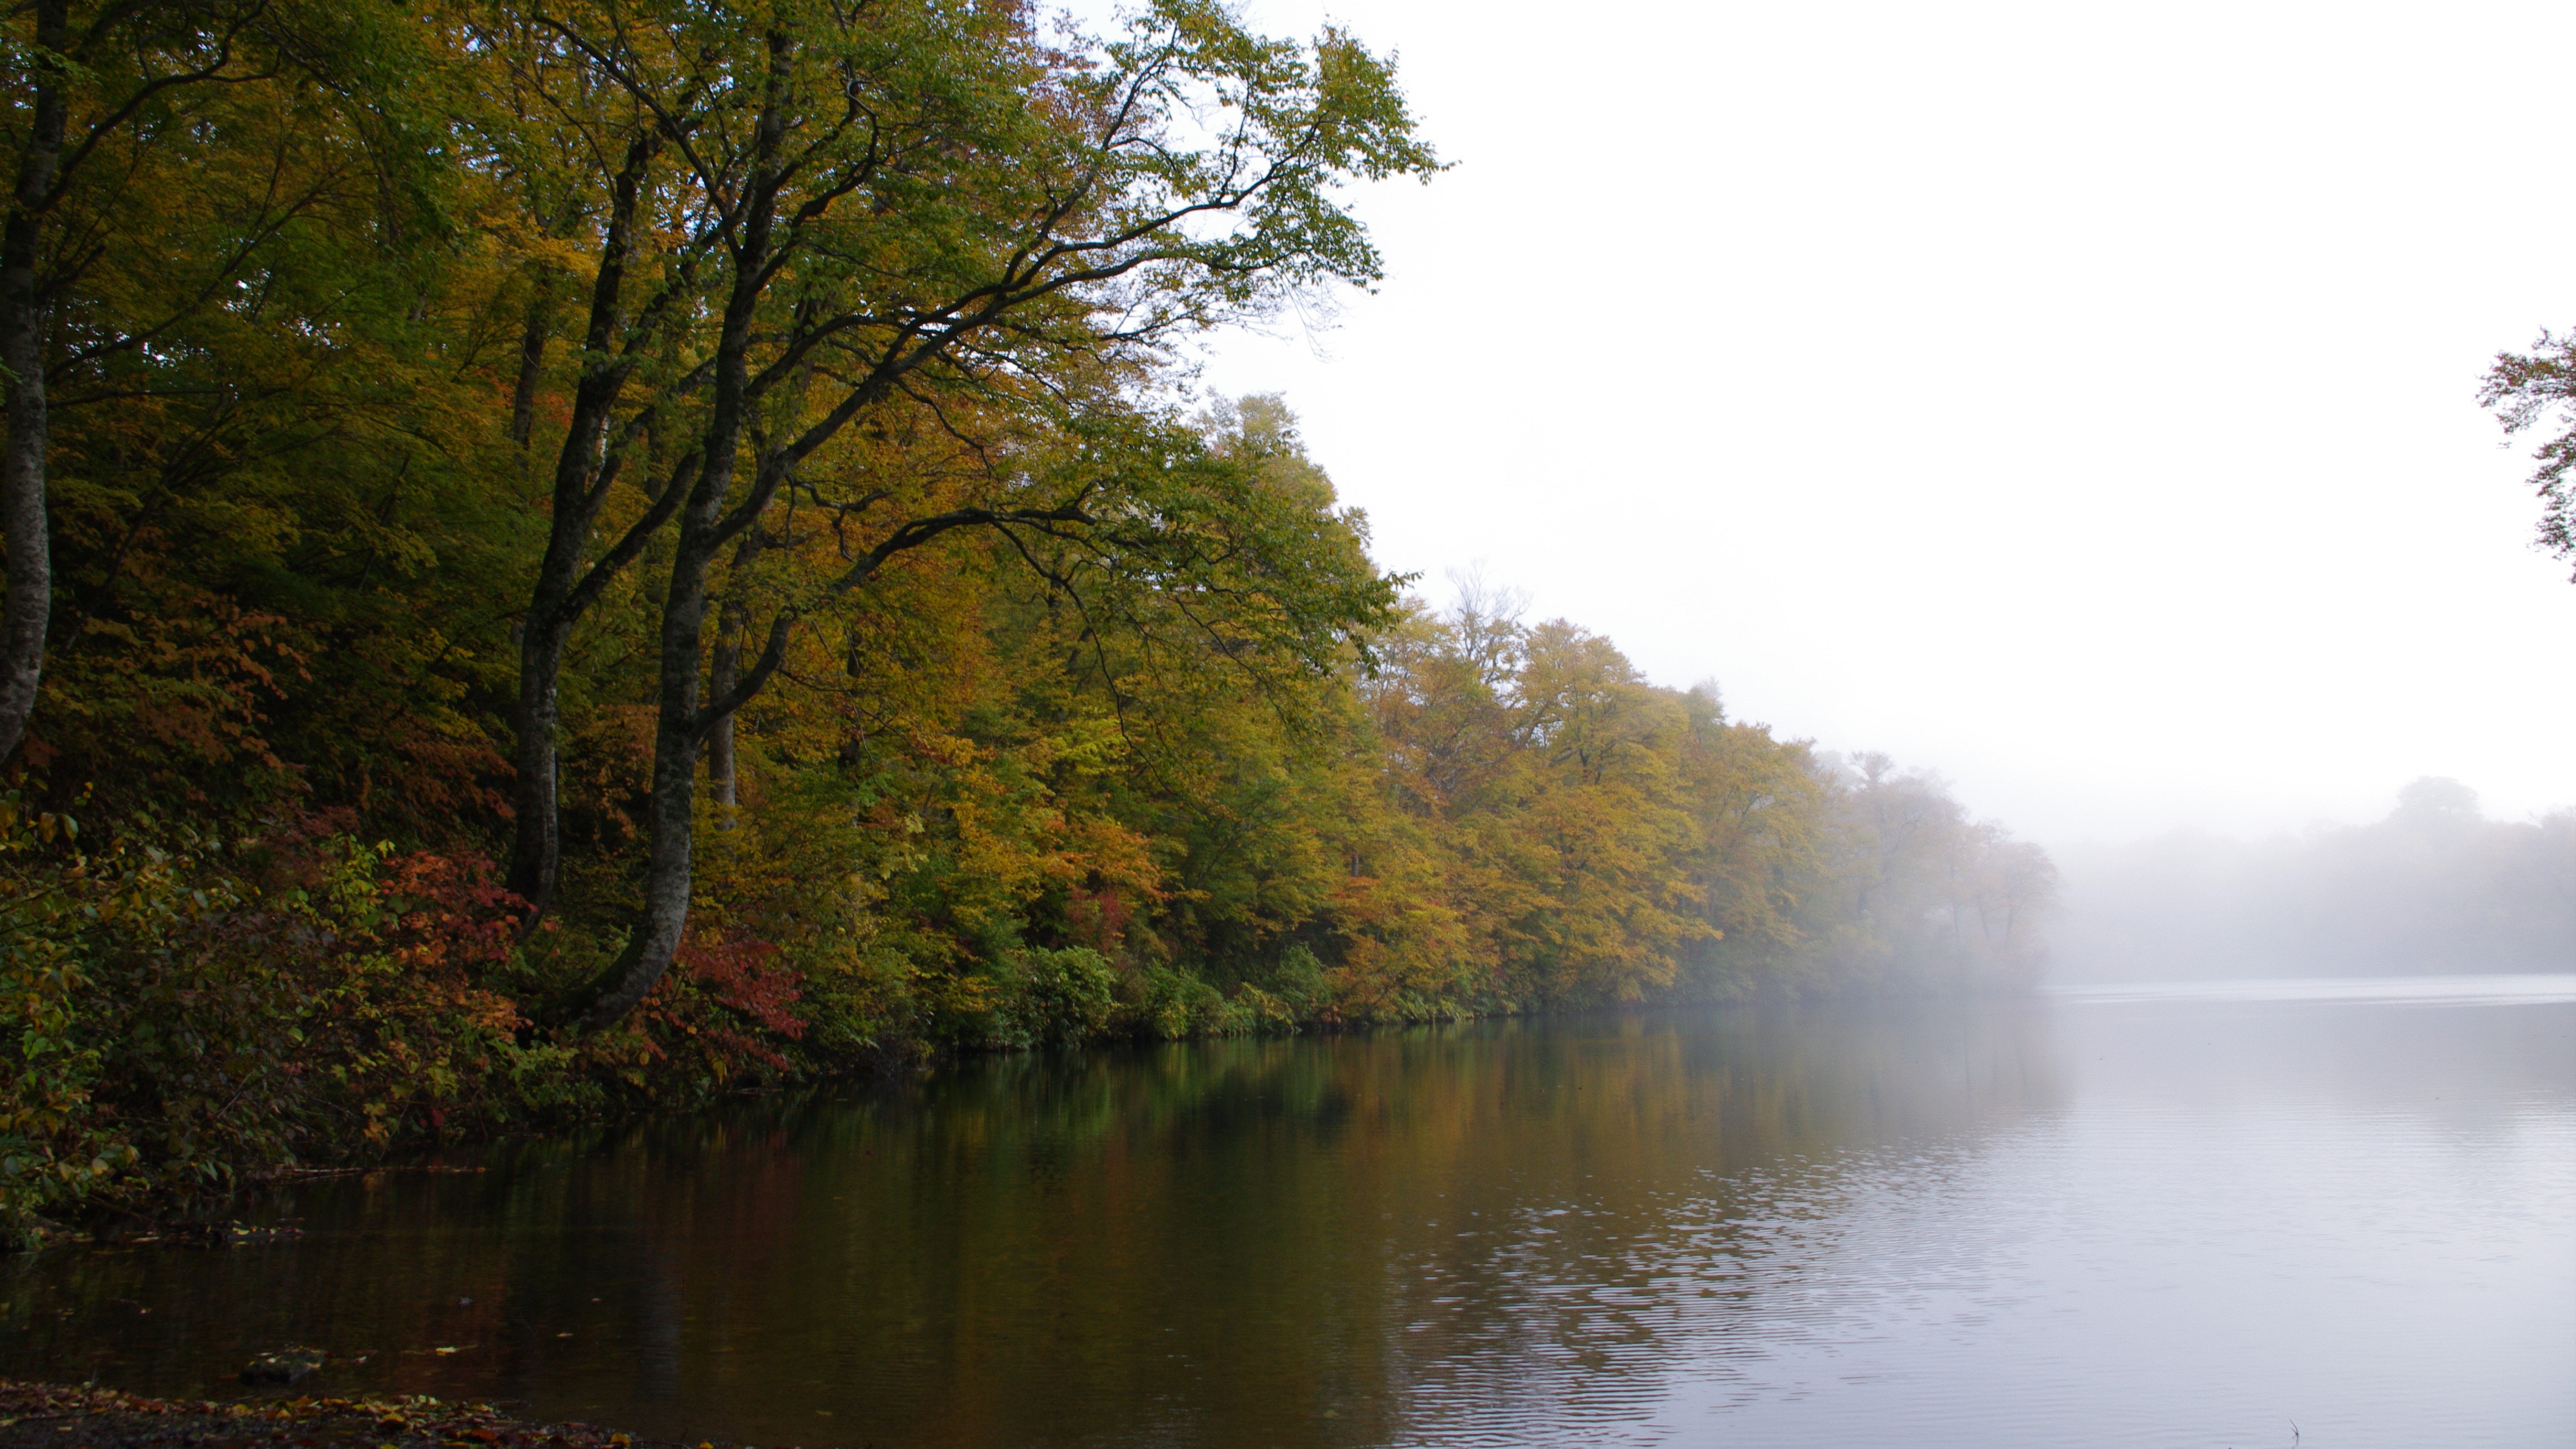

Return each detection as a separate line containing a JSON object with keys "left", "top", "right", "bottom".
{"left": 0, "top": 0, "right": 2055, "bottom": 1240}
{"left": 2050, "top": 778, "right": 2576, "bottom": 981}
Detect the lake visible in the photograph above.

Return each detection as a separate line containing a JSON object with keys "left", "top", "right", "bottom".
{"left": 3, "top": 977, "right": 2570, "bottom": 1448}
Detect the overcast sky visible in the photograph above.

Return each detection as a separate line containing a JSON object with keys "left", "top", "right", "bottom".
{"left": 1164, "top": 0, "right": 2575, "bottom": 848}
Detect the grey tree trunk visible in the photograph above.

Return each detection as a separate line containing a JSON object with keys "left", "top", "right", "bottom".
{"left": 567, "top": 108, "right": 781, "bottom": 1030}
{"left": 507, "top": 611, "right": 569, "bottom": 912}
{"left": 0, "top": 0, "right": 65, "bottom": 763}
{"left": 705, "top": 533, "right": 762, "bottom": 812}
{"left": 569, "top": 497, "right": 725, "bottom": 1031}
{"left": 508, "top": 274, "right": 556, "bottom": 451}
{"left": 505, "top": 136, "right": 656, "bottom": 917}
{"left": 505, "top": 399, "right": 616, "bottom": 916}
{"left": 565, "top": 374, "right": 745, "bottom": 1030}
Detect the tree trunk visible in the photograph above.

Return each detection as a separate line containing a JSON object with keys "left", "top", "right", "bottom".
{"left": 507, "top": 609, "right": 569, "bottom": 912}
{"left": 505, "top": 385, "right": 620, "bottom": 916}
{"left": 0, "top": 0, "right": 66, "bottom": 763}
{"left": 505, "top": 135, "right": 655, "bottom": 916}
{"left": 567, "top": 105, "right": 781, "bottom": 1030}
{"left": 565, "top": 390, "right": 742, "bottom": 1031}
{"left": 705, "top": 532, "right": 762, "bottom": 812}
{"left": 568, "top": 504, "right": 722, "bottom": 1031}
{"left": 508, "top": 271, "right": 556, "bottom": 451}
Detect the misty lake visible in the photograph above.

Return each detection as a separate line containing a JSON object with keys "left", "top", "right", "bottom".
{"left": 2, "top": 979, "right": 2569, "bottom": 1448}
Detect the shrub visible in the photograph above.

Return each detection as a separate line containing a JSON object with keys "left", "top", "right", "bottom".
{"left": 0, "top": 798, "right": 550, "bottom": 1243}
{"left": 1126, "top": 966, "right": 1255, "bottom": 1040}
{"left": 969, "top": 947, "right": 1121, "bottom": 1049}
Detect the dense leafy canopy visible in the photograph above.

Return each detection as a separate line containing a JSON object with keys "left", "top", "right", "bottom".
{"left": 0, "top": 0, "right": 2053, "bottom": 1239}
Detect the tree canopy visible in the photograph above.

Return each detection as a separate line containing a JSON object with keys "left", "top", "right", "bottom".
{"left": 2479, "top": 328, "right": 2576, "bottom": 580}
{"left": 0, "top": 0, "right": 2056, "bottom": 1239}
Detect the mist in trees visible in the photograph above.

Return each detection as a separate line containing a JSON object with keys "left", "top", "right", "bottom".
{"left": 1348, "top": 581, "right": 2058, "bottom": 1006}
{"left": 2048, "top": 779, "right": 2576, "bottom": 980}
{"left": 0, "top": 0, "right": 2075, "bottom": 1234}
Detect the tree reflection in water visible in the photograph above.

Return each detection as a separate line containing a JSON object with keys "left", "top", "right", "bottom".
{"left": 2, "top": 993, "right": 2567, "bottom": 1448}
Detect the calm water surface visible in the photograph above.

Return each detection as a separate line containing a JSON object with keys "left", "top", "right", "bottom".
{"left": 4, "top": 979, "right": 2570, "bottom": 1448}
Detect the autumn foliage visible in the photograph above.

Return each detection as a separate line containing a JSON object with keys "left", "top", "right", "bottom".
{"left": 0, "top": 0, "right": 2055, "bottom": 1241}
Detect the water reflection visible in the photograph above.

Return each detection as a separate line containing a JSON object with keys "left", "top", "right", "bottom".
{"left": 1, "top": 991, "right": 2568, "bottom": 1449}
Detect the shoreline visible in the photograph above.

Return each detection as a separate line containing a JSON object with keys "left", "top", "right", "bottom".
{"left": 13, "top": 990, "right": 1964, "bottom": 1250}
{"left": 0, "top": 1381, "right": 722, "bottom": 1449}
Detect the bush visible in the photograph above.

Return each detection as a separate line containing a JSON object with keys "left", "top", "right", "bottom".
{"left": 0, "top": 801, "right": 142, "bottom": 1243}
{"left": 971, "top": 947, "right": 1121, "bottom": 1048}
{"left": 1126, "top": 966, "right": 1255, "bottom": 1040}
{"left": 1263, "top": 944, "right": 1334, "bottom": 1015}
{"left": 0, "top": 798, "right": 554, "bottom": 1243}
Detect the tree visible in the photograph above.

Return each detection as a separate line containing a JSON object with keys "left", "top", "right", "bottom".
{"left": 12, "top": 1, "right": 515, "bottom": 824}
{"left": 491, "top": 0, "right": 1437, "bottom": 1029}
{"left": 478, "top": 0, "right": 1437, "bottom": 961}
{"left": 0, "top": 0, "right": 422, "bottom": 763}
{"left": 2477, "top": 329, "right": 2576, "bottom": 581}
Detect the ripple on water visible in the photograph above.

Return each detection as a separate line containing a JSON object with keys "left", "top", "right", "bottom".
{"left": 0, "top": 992, "right": 2567, "bottom": 1448}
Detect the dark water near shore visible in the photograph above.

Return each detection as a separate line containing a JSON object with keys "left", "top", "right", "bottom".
{"left": 3, "top": 979, "right": 2570, "bottom": 1448}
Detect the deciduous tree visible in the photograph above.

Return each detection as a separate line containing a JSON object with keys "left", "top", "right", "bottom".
{"left": 2478, "top": 328, "right": 2576, "bottom": 581}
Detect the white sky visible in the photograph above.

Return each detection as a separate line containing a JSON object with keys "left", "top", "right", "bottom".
{"left": 1172, "top": 0, "right": 2576, "bottom": 849}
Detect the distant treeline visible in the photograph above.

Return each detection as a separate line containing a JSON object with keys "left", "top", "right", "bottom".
{"left": 0, "top": 0, "right": 2049, "bottom": 1238}
{"left": 2050, "top": 779, "right": 2575, "bottom": 980}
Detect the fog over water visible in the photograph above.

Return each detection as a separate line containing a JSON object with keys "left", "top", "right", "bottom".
{"left": 2049, "top": 778, "right": 2575, "bottom": 981}
{"left": 14, "top": 0, "right": 2569, "bottom": 1440}
{"left": 4, "top": 987, "right": 2567, "bottom": 1448}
